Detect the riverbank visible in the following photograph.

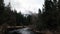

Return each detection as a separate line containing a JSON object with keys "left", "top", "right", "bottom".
{"left": 0, "top": 26, "right": 60, "bottom": 34}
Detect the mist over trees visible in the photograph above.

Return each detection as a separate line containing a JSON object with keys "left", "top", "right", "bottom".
{"left": 0, "top": 0, "right": 31, "bottom": 26}
{"left": 1, "top": 0, "right": 60, "bottom": 31}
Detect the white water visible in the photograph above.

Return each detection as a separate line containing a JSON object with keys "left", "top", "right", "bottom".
{"left": 8, "top": 27, "right": 35, "bottom": 34}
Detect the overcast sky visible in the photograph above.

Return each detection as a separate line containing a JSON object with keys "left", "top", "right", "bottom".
{"left": 4, "top": 0, "right": 44, "bottom": 14}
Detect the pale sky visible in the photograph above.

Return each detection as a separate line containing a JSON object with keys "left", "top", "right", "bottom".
{"left": 4, "top": 0, "right": 44, "bottom": 14}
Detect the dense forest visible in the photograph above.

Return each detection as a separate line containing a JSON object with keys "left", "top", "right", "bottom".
{"left": 0, "top": 0, "right": 60, "bottom": 32}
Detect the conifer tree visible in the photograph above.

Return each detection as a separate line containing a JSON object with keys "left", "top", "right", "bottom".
{"left": 0, "top": 0, "right": 5, "bottom": 25}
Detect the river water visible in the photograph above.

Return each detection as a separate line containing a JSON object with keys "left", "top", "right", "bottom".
{"left": 7, "top": 27, "right": 36, "bottom": 34}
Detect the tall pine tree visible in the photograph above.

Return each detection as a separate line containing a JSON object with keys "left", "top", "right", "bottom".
{"left": 0, "top": 0, "right": 5, "bottom": 25}
{"left": 42, "top": 0, "right": 58, "bottom": 30}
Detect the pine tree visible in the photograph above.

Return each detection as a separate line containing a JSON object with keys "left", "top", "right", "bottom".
{"left": 42, "top": 0, "right": 57, "bottom": 30}
{"left": 57, "top": 0, "right": 60, "bottom": 27}
{"left": 0, "top": 0, "right": 5, "bottom": 25}
{"left": 0, "top": 0, "right": 4, "bottom": 11}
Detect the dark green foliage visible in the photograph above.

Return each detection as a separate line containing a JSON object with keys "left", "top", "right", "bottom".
{"left": 0, "top": 0, "right": 32, "bottom": 26}
{"left": 57, "top": 0, "right": 60, "bottom": 26}
{"left": 26, "top": 15, "right": 32, "bottom": 25}
{"left": 0, "top": 0, "right": 5, "bottom": 25}
{"left": 41, "top": 0, "right": 57, "bottom": 30}
{"left": 21, "top": 15, "right": 32, "bottom": 25}
{"left": 16, "top": 12, "right": 24, "bottom": 26}
{"left": 38, "top": 0, "right": 60, "bottom": 31}
{"left": 1, "top": 0, "right": 60, "bottom": 31}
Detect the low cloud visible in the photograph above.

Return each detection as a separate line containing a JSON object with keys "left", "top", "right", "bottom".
{"left": 4, "top": 0, "right": 44, "bottom": 14}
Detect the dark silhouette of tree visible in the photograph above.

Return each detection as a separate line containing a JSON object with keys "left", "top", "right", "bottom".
{"left": 0, "top": 0, "right": 5, "bottom": 25}
{"left": 36, "top": 9, "right": 43, "bottom": 30}
{"left": 0, "top": 0, "right": 4, "bottom": 13}
{"left": 0, "top": 0, "right": 36, "bottom": 26}
{"left": 4, "top": 3, "right": 17, "bottom": 26}
{"left": 16, "top": 12, "right": 24, "bottom": 26}
{"left": 41, "top": 0, "right": 59, "bottom": 31}
{"left": 57, "top": 0, "right": 60, "bottom": 26}
{"left": 26, "top": 15, "right": 32, "bottom": 25}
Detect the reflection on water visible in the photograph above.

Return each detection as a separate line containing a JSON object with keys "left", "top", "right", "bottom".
{"left": 8, "top": 27, "right": 35, "bottom": 34}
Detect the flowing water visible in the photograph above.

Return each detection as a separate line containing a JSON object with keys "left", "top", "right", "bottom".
{"left": 8, "top": 27, "right": 35, "bottom": 34}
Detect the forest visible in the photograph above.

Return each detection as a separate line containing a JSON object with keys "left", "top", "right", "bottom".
{"left": 0, "top": 0, "right": 60, "bottom": 34}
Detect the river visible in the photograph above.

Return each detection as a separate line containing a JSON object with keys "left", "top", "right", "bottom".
{"left": 7, "top": 27, "right": 38, "bottom": 34}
